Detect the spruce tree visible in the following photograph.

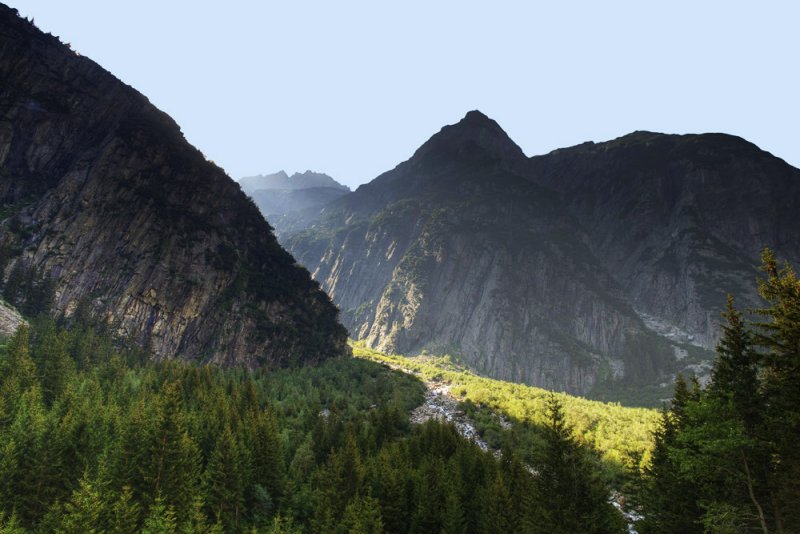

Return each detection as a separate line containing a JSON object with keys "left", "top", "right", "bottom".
{"left": 710, "top": 295, "right": 760, "bottom": 425}
{"left": 204, "top": 426, "right": 248, "bottom": 532}
{"left": 141, "top": 496, "right": 178, "bottom": 534}
{"left": 752, "top": 249, "right": 800, "bottom": 530}
{"left": 57, "top": 472, "right": 108, "bottom": 533}
{"left": 147, "top": 381, "right": 202, "bottom": 518}
{"left": 340, "top": 495, "right": 384, "bottom": 534}
{"left": 533, "top": 395, "right": 624, "bottom": 534}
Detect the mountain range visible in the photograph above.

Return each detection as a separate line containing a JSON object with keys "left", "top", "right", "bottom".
{"left": 4, "top": 0, "right": 799, "bottom": 403}
{"left": 238, "top": 170, "right": 350, "bottom": 229}
{"left": 284, "top": 111, "right": 800, "bottom": 398}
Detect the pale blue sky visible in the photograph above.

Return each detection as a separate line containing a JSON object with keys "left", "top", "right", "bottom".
{"left": 14, "top": 1, "right": 800, "bottom": 188}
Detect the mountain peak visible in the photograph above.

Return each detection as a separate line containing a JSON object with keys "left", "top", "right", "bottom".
{"left": 462, "top": 109, "right": 494, "bottom": 123}
{"left": 411, "top": 110, "right": 526, "bottom": 165}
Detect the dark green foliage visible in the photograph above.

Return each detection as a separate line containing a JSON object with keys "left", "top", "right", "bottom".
{"left": 639, "top": 250, "right": 800, "bottom": 533}
{"left": 531, "top": 396, "right": 626, "bottom": 534}
{"left": 0, "top": 316, "right": 633, "bottom": 532}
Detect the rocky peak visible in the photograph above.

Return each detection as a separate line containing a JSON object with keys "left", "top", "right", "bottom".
{"left": 347, "top": 111, "right": 529, "bottom": 210}
{"left": 410, "top": 110, "right": 526, "bottom": 168}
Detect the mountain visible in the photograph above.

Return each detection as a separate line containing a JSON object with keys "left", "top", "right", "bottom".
{"left": 0, "top": 5, "right": 348, "bottom": 366}
{"left": 239, "top": 170, "right": 349, "bottom": 195}
{"left": 287, "top": 111, "right": 677, "bottom": 395}
{"left": 526, "top": 131, "right": 800, "bottom": 350}
{"left": 285, "top": 111, "right": 800, "bottom": 397}
{"left": 239, "top": 171, "right": 351, "bottom": 234}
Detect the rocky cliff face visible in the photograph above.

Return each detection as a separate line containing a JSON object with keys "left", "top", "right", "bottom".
{"left": 286, "top": 112, "right": 800, "bottom": 397}
{"left": 0, "top": 299, "right": 24, "bottom": 336}
{"left": 287, "top": 112, "right": 675, "bottom": 394}
{"left": 0, "top": 5, "right": 348, "bottom": 366}
{"left": 526, "top": 132, "right": 800, "bottom": 350}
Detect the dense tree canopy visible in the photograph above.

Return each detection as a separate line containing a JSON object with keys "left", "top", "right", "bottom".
{"left": 639, "top": 250, "right": 800, "bottom": 534}
{"left": 0, "top": 315, "right": 626, "bottom": 533}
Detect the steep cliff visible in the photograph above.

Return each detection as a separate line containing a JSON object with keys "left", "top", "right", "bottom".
{"left": 0, "top": 5, "right": 348, "bottom": 366}
{"left": 287, "top": 111, "right": 675, "bottom": 394}
{"left": 527, "top": 132, "right": 800, "bottom": 350}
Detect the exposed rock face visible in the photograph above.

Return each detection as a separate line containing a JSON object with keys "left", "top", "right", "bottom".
{"left": 0, "top": 5, "right": 348, "bottom": 367}
{"left": 286, "top": 112, "right": 800, "bottom": 396}
{"left": 526, "top": 132, "right": 800, "bottom": 350}
{"left": 0, "top": 300, "right": 24, "bottom": 336}
{"left": 287, "top": 111, "right": 675, "bottom": 394}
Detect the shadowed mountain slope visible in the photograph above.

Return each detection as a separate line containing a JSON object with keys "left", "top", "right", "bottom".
{"left": 0, "top": 5, "right": 348, "bottom": 366}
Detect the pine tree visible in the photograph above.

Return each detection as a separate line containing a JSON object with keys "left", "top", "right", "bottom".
{"left": 141, "top": 496, "right": 178, "bottom": 534}
{"left": 533, "top": 395, "right": 624, "bottom": 534}
{"left": 147, "top": 381, "right": 202, "bottom": 518}
{"left": 110, "top": 486, "right": 141, "bottom": 533}
{"left": 204, "top": 426, "right": 248, "bottom": 532}
{"left": 57, "top": 472, "right": 108, "bottom": 533}
{"left": 244, "top": 407, "right": 284, "bottom": 509}
{"left": 0, "top": 511, "right": 25, "bottom": 534}
{"left": 4, "top": 326, "right": 37, "bottom": 391}
{"left": 411, "top": 457, "right": 446, "bottom": 534}
{"left": 638, "top": 398, "right": 703, "bottom": 533}
{"left": 710, "top": 295, "right": 761, "bottom": 426}
{"left": 486, "top": 472, "right": 514, "bottom": 534}
{"left": 340, "top": 495, "right": 384, "bottom": 533}
{"left": 751, "top": 248, "right": 800, "bottom": 530}
{"left": 33, "top": 320, "right": 75, "bottom": 406}
{"left": 371, "top": 452, "right": 408, "bottom": 534}
{"left": 180, "top": 495, "right": 223, "bottom": 534}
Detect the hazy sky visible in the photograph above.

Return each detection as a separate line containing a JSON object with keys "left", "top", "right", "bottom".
{"left": 14, "top": 1, "right": 800, "bottom": 189}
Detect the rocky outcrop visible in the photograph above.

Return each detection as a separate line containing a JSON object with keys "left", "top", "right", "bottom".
{"left": 0, "top": 5, "right": 348, "bottom": 367}
{"left": 0, "top": 299, "right": 24, "bottom": 336}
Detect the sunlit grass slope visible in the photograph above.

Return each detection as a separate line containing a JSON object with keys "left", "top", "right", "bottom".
{"left": 352, "top": 341, "right": 660, "bottom": 467}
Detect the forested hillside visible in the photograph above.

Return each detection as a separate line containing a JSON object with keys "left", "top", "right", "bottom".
{"left": 0, "top": 316, "right": 627, "bottom": 533}
{"left": 353, "top": 344, "right": 658, "bottom": 470}
{"left": 638, "top": 250, "right": 800, "bottom": 533}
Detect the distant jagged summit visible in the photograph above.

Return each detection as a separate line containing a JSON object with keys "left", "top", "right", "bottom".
{"left": 239, "top": 170, "right": 349, "bottom": 195}
{"left": 237, "top": 170, "right": 351, "bottom": 231}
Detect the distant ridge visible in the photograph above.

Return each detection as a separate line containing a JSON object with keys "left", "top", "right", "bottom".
{"left": 239, "top": 170, "right": 349, "bottom": 195}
